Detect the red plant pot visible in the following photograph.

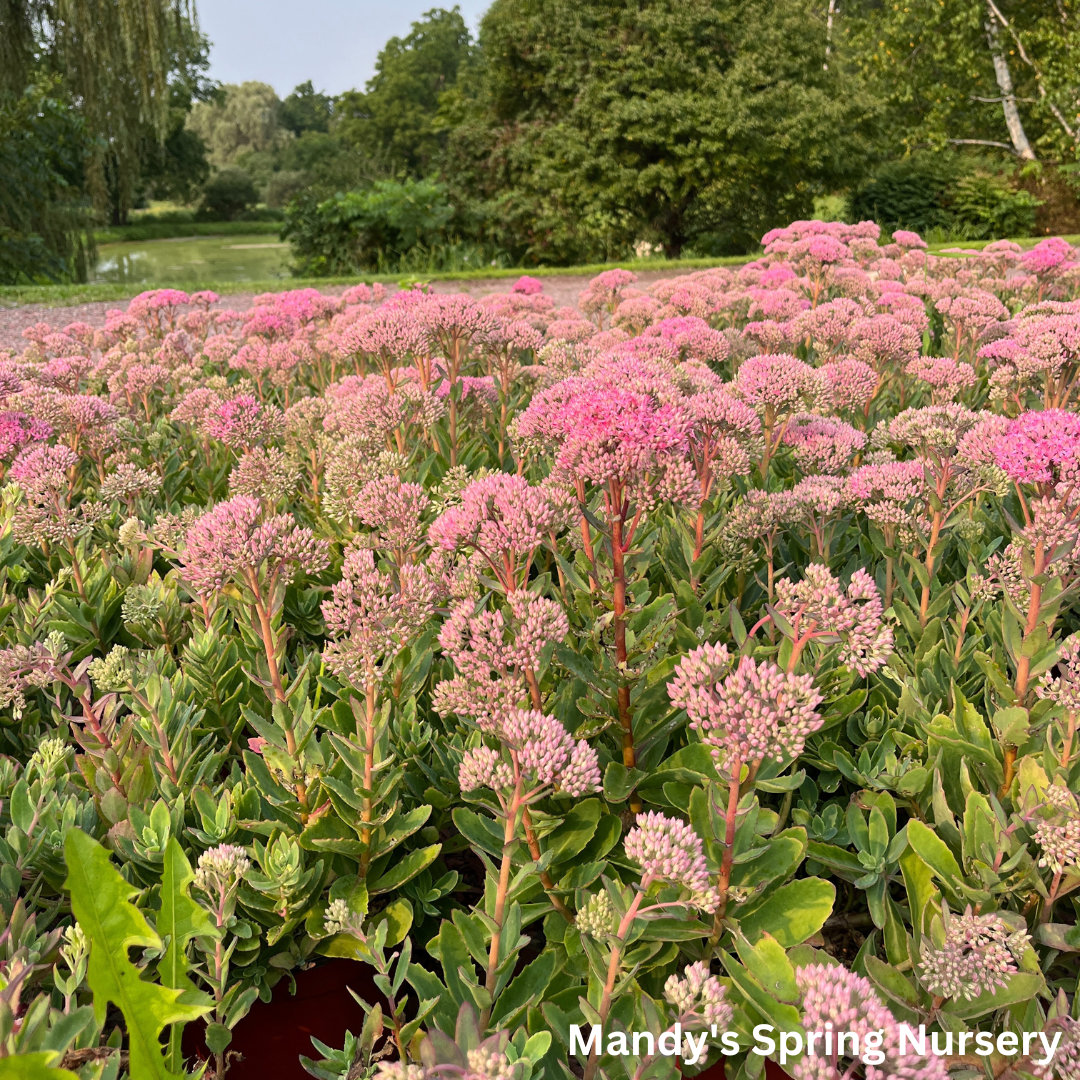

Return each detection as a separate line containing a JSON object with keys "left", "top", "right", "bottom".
{"left": 184, "top": 960, "right": 793, "bottom": 1080}
{"left": 184, "top": 959, "right": 379, "bottom": 1080}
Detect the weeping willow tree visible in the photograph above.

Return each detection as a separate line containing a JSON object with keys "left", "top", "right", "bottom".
{"left": 1, "top": 0, "right": 199, "bottom": 223}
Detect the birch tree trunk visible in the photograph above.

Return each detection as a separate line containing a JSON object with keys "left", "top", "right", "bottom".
{"left": 985, "top": 7, "right": 1037, "bottom": 160}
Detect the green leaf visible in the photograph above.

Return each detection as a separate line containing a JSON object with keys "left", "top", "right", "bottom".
{"left": 159, "top": 838, "right": 218, "bottom": 1072}
{"left": 300, "top": 814, "right": 366, "bottom": 856}
{"left": 159, "top": 839, "right": 217, "bottom": 994}
{"left": 732, "top": 931, "right": 799, "bottom": 1004}
{"left": 489, "top": 952, "right": 557, "bottom": 1026}
{"left": 864, "top": 955, "right": 920, "bottom": 1012}
{"left": 367, "top": 844, "right": 441, "bottom": 895}
{"left": 0, "top": 1053, "right": 78, "bottom": 1080}
{"left": 205, "top": 1022, "right": 233, "bottom": 1055}
{"left": 603, "top": 762, "right": 646, "bottom": 804}
{"left": 948, "top": 973, "right": 1047, "bottom": 1020}
{"left": 731, "top": 833, "right": 806, "bottom": 889}
{"left": 64, "top": 831, "right": 209, "bottom": 1080}
{"left": 545, "top": 800, "right": 601, "bottom": 863}
{"left": 735, "top": 878, "right": 835, "bottom": 947}
{"left": 377, "top": 899, "right": 414, "bottom": 947}
{"left": 453, "top": 808, "right": 505, "bottom": 859}
{"left": 906, "top": 820, "right": 963, "bottom": 886}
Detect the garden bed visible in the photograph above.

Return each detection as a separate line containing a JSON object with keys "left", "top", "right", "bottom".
{"left": 2, "top": 222, "right": 1079, "bottom": 1080}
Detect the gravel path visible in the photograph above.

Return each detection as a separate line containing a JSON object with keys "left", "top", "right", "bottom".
{"left": 0, "top": 270, "right": 689, "bottom": 351}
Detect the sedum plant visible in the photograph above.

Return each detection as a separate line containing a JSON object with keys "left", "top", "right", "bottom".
{"left": 4, "top": 225, "right": 1080, "bottom": 1080}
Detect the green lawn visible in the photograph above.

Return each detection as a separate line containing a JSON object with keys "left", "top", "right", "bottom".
{"left": 92, "top": 220, "right": 282, "bottom": 244}
{"left": 2, "top": 233, "right": 1075, "bottom": 309}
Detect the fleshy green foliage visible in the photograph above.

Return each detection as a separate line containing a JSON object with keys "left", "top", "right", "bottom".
{"left": 63, "top": 831, "right": 209, "bottom": 1080}
{"left": 0, "top": 1054, "right": 77, "bottom": 1080}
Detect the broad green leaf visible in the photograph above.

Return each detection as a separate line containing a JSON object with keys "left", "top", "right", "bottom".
{"left": 0, "top": 1053, "right": 78, "bottom": 1080}
{"left": 64, "top": 831, "right": 210, "bottom": 1080}
{"left": 159, "top": 838, "right": 217, "bottom": 1072}
{"left": 453, "top": 808, "right": 506, "bottom": 859}
{"left": 603, "top": 762, "right": 647, "bottom": 803}
{"left": 731, "top": 833, "right": 806, "bottom": 889}
{"left": 544, "top": 800, "right": 601, "bottom": 863}
{"left": 732, "top": 931, "right": 799, "bottom": 1004}
{"left": 735, "top": 878, "right": 835, "bottom": 947}
{"left": 378, "top": 898, "right": 414, "bottom": 947}
{"left": 948, "top": 973, "right": 1047, "bottom": 1020}
{"left": 865, "top": 955, "right": 920, "bottom": 1013}
{"left": 490, "top": 951, "right": 557, "bottom": 1025}
{"left": 367, "top": 844, "right": 441, "bottom": 895}
{"left": 906, "top": 819, "right": 963, "bottom": 885}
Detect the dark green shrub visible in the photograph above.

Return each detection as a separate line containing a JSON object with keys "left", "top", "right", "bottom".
{"left": 949, "top": 174, "right": 1039, "bottom": 238}
{"left": 847, "top": 154, "right": 961, "bottom": 234}
{"left": 848, "top": 153, "right": 1041, "bottom": 239}
{"left": 282, "top": 177, "right": 457, "bottom": 274}
{"left": 197, "top": 167, "right": 259, "bottom": 221}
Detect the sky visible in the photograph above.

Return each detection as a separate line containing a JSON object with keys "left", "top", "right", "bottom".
{"left": 199, "top": 0, "right": 491, "bottom": 97}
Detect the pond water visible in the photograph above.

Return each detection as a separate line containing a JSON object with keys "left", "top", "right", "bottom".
{"left": 92, "top": 235, "right": 291, "bottom": 285}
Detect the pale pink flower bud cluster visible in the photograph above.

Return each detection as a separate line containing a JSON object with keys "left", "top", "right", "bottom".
{"left": 502, "top": 708, "right": 601, "bottom": 796}
{"left": 428, "top": 473, "right": 557, "bottom": 584}
{"left": 794, "top": 963, "right": 948, "bottom": 1080}
{"left": 733, "top": 354, "right": 817, "bottom": 413}
{"left": 848, "top": 314, "right": 923, "bottom": 368}
{"left": 99, "top": 463, "right": 162, "bottom": 504}
{"left": 1022, "top": 236, "right": 1077, "bottom": 277}
{"left": 641, "top": 316, "right": 730, "bottom": 364}
{"left": 194, "top": 843, "right": 251, "bottom": 896}
{"left": 775, "top": 565, "right": 893, "bottom": 676}
{"left": 0, "top": 413, "right": 51, "bottom": 463}
{"left": 229, "top": 447, "right": 299, "bottom": 506}
{"left": 783, "top": 415, "right": 866, "bottom": 474}
{"left": 1034, "top": 817, "right": 1080, "bottom": 874}
{"left": 886, "top": 403, "right": 980, "bottom": 456}
{"left": 844, "top": 460, "right": 923, "bottom": 528}
{"left": 669, "top": 645, "right": 823, "bottom": 767}
{"left": 181, "top": 496, "right": 330, "bottom": 595}
{"left": 353, "top": 475, "right": 430, "bottom": 556}
{"left": 1030, "top": 1017, "right": 1080, "bottom": 1080}
{"left": 663, "top": 961, "right": 732, "bottom": 1029}
{"left": 433, "top": 592, "right": 568, "bottom": 730}
{"left": 1036, "top": 635, "right": 1080, "bottom": 712}
{"left": 514, "top": 377, "right": 695, "bottom": 506}
{"left": 624, "top": 811, "right": 716, "bottom": 907}
{"left": 321, "top": 547, "right": 436, "bottom": 682}
{"left": 459, "top": 746, "right": 514, "bottom": 793}
{"left": 824, "top": 358, "right": 879, "bottom": 413}
{"left": 10, "top": 443, "right": 78, "bottom": 502}
{"left": 892, "top": 230, "right": 928, "bottom": 250}
{"left": 918, "top": 906, "right": 1028, "bottom": 1001}
{"left": 904, "top": 355, "right": 977, "bottom": 401}
{"left": 579, "top": 269, "right": 638, "bottom": 319}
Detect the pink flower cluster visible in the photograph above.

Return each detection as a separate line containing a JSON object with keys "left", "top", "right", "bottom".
{"left": 624, "top": 811, "right": 716, "bottom": 907}
{"left": 668, "top": 644, "right": 824, "bottom": 768}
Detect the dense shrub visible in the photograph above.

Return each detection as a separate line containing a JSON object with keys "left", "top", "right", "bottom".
{"left": 849, "top": 154, "right": 1041, "bottom": 239}
{"left": 282, "top": 177, "right": 459, "bottom": 273}
{"left": 197, "top": 166, "right": 259, "bottom": 221}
